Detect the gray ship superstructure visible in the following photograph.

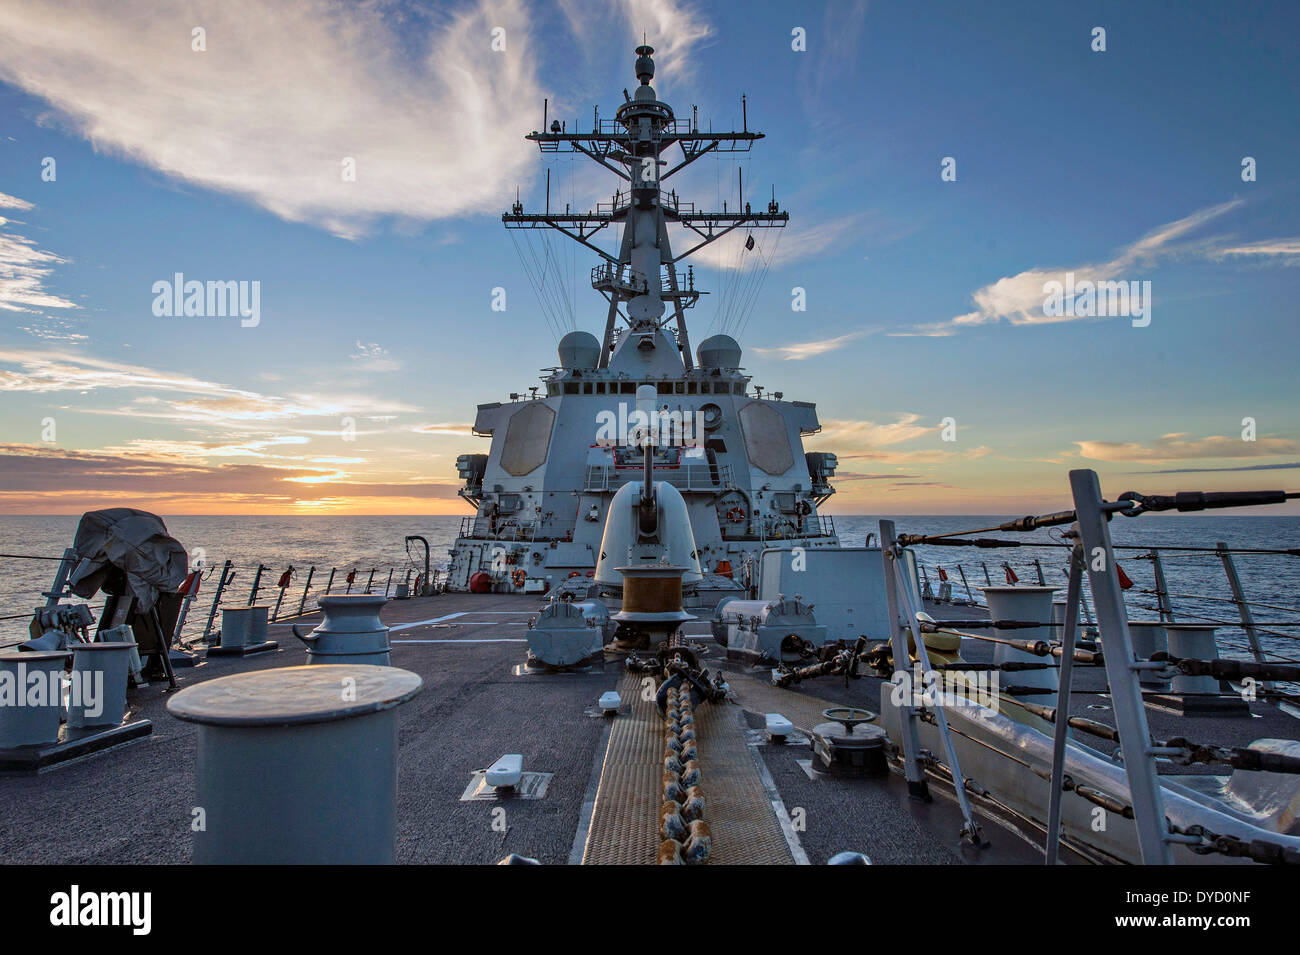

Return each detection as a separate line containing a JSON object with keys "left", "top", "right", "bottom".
{"left": 447, "top": 46, "right": 840, "bottom": 596}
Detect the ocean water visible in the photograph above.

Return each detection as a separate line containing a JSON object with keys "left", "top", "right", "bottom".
{"left": 1, "top": 514, "right": 1298, "bottom": 666}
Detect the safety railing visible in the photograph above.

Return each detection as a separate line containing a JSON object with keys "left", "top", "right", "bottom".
{"left": 583, "top": 463, "right": 731, "bottom": 493}
{"left": 883, "top": 475, "right": 1300, "bottom": 865}
{"left": 456, "top": 515, "right": 578, "bottom": 542}
{"left": 0, "top": 553, "right": 443, "bottom": 650}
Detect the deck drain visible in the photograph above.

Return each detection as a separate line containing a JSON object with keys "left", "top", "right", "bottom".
{"left": 460, "top": 771, "right": 552, "bottom": 802}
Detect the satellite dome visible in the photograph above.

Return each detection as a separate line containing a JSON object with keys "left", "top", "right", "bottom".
{"left": 558, "top": 330, "right": 601, "bottom": 369}
{"left": 696, "top": 334, "right": 742, "bottom": 369}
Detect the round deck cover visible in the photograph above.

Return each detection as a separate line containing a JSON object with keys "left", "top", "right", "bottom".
{"left": 167, "top": 664, "right": 422, "bottom": 727}
{"left": 0, "top": 651, "right": 72, "bottom": 662}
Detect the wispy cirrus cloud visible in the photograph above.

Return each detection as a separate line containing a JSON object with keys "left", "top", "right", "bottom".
{"left": 350, "top": 341, "right": 400, "bottom": 372}
{"left": 815, "top": 414, "right": 937, "bottom": 448}
{"left": 0, "top": 1, "right": 544, "bottom": 239}
{"left": 0, "top": 348, "right": 416, "bottom": 422}
{"left": 0, "top": 191, "right": 78, "bottom": 314}
{"left": 752, "top": 330, "right": 871, "bottom": 360}
{"left": 684, "top": 215, "right": 860, "bottom": 272}
{"left": 556, "top": 0, "right": 713, "bottom": 90}
{"left": 1210, "top": 238, "right": 1300, "bottom": 263}
{"left": 896, "top": 199, "right": 1300, "bottom": 337}
{"left": 0, "top": 443, "right": 459, "bottom": 513}
{"left": 1076, "top": 432, "right": 1300, "bottom": 463}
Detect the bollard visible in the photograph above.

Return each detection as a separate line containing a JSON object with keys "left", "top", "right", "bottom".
{"left": 167, "top": 664, "right": 423, "bottom": 864}
{"left": 0, "top": 651, "right": 70, "bottom": 747}
{"left": 1051, "top": 599, "right": 1068, "bottom": 643}
{"left": 1156, "top": 624, "right": 1248, "bottom": 715}
{"left": 1127, "top": 621, "right": 1170, "bottom": 689}
{"left": 981, "top": 586, "right": 1059, "bottom": 699}
{"left": 291, "top": 594, "right": 391, "bottom": 665}
{"left": 1163, "top": 624, "right": 1221, "bottom": 696}
{"left": 211, "top": 605, "right": 276, "bottom": 657}
{"left": 67, "top": 642, "right": 135, "bottom": 731}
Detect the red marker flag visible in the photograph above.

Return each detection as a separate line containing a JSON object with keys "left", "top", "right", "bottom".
{"left": 1116, "top": 562, "right": 1134, "bottom": 590}
{"left": 1004, "top": 564, "right": 1019, "bottom": 585}
{"left": 937, "top": 567, "right": 948, "bottom": 582}
{"left": 179, "top": 571, "right": 201, "bottom": 597}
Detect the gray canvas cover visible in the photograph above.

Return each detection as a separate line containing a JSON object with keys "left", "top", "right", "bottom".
{"left": 68, "top": 508, "right": 188, "bottom": 612}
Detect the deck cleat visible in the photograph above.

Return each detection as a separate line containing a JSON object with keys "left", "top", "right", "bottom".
{"left": 486, "top": 754, "right": 524, "bottom": 790}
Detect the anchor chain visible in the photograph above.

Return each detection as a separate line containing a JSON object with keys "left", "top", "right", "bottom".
{"left": 658, "top": 682, "right": 711, "bottom": 864}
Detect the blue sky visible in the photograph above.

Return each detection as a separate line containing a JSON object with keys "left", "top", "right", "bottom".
{"left": 0, "top": 0, "right": 1298, "bottom": 514}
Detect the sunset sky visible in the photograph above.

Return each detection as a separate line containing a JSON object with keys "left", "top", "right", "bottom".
{"left": 1, "top": 0, "right": 1298, "bottom": 516}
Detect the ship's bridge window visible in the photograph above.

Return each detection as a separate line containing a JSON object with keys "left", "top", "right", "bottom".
{"left": 583, "top": 382, "right": 593, "bottom": 394}
{"left": 547, "top": 383, "right": 560, "bottom": 396}
{"left": 687, "top": 382, "right": 698, "bottom": 394}
{"left": 657, "top": 382, "right": 672, "bottom": 395}
{"left": 674, "top": 381, "right": 685, "bottom": 394}
{"left": 620, "top": 382, "right": 634, "bottom": 395}
{"left": 564, "top": 382, "right": 580, "bottom": 395}
{"left": 733, "top": 382, "right": 745, "bottom": 394}
{"left": 596, "top": 382, "right": 606, "bottom": 394}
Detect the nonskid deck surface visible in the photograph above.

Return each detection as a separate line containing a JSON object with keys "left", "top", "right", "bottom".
{"left": 0, "top": 593, "right": 1130, "bottom": 864}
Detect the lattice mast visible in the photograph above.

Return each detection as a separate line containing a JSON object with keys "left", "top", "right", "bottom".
{"left": 503, "top": 45, "right": 788, "bottom": 370}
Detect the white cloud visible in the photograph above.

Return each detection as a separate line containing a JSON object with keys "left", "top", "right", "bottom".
{"left": 0, "top": 192, "right": 78, "bottom": 313}
{"left": 1212, "top": 238, "right": 1300, "bottom": 262}
{"left": 752, "top": 330, "right": 869, "bottom": 360}
{"left": 1075, "top": 433, "right": 1300, "bottom": 462}
{"left": 895, "top": 199, "right": 1300, "bottom": 337}
{"left": 816, "top": 414, "right": 936, "bottom": 448}
{"left": 0, "top": 348, "right": 416, "bottom": 422}
{"left": 350, "top": 341, "right": 400, "bottom": 372}
{"left": 556, "top": 0, "right": 713, "bottom": 89}
{"left": 684, "top": 215, "right": 859, "bottom": 271}
{"left": 0, "top": 1, "right": 544, "bottom": 238}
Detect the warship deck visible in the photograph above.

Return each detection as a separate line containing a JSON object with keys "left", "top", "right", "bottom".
{"left": 3, "top": 592, "right": 1291, "bottom": 865}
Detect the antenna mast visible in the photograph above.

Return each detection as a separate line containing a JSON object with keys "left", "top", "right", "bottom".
{"left": 502, "top": 45, "right": 788, "bottom": 370}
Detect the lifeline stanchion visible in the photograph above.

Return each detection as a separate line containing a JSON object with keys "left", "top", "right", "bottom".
{"left": 1045, "top": 542, "right": 1084, "bottom": 865}
{"left": 1149, "top": 549, "right": 1175, "bottom": 623}
{"left": 890, "top": 547, "right": 983, "bottom": 845}
{"left": 270, "top": 566, "right": 293, "bottom": 622}
{"left": 880, "top": 519, "right": 930, "bottom": 803}
{"left": 297, "top": 566, "right": 315, "bottom": 617}
{"left": 247, "top": 563, "right": 267, "bottom": 606}
{"left": 202, "top": 560, "right": 234, "bottom": 642}
{"left": 1216, "top": 541, "right": 1271, "bottom": 688}
{"left": 1069, "top": 469, "right": 1173, "bottom": 864}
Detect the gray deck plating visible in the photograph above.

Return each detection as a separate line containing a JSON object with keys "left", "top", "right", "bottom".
{"left": 2, "top": 593, "right": 1282, "bottom": 864}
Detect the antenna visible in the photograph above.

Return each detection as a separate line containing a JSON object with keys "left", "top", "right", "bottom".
{"left": 502, "top": 45, "right": 789, "bottom": 368}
